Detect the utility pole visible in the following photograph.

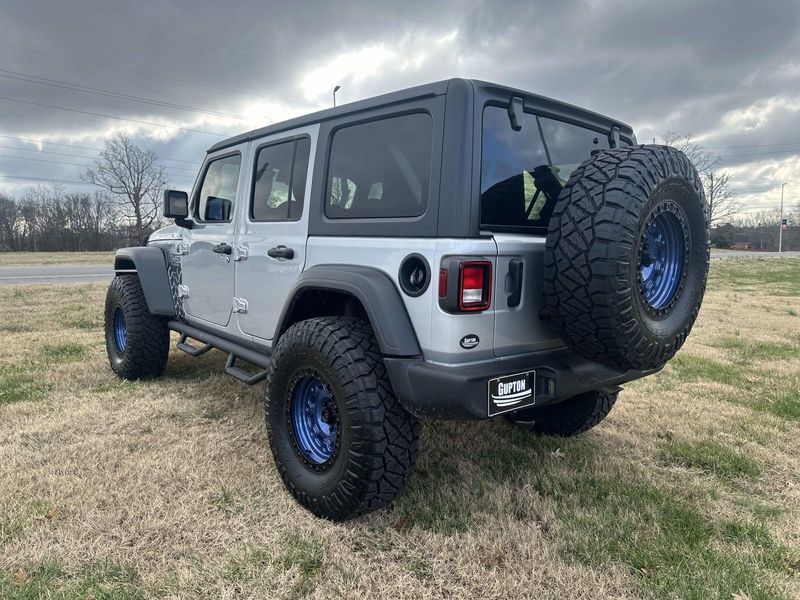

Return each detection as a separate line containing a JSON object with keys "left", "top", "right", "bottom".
{"left": 779, "top": 182, "right": 787, "bottom": 253}
{"left": 333, "top": 85, "right": 341, "bottom": 107}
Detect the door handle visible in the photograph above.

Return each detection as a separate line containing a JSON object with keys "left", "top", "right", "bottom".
{"left": 267, "top": 245, "right": 294, "bottom": 260}
{"left": 213, "top": 242, "right": 232, "bottom": 255}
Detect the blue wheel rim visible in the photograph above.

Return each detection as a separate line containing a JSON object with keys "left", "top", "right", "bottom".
{"left": 639, "top": 206, "right": 687, "bottom": 310}
{"left": 113, "top": 308, "right": 127, "bottom": 353}
{"left": 289, "top": 375, "right": 338, "bottom": 465}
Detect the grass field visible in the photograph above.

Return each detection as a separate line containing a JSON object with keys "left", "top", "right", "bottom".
{"left": 0, "top": 252, "right": 115, "bottom": 266}
{"left": 1, "top": 258, "right": 798, "bottom": 599}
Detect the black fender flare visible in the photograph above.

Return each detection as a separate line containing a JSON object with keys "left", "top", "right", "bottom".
{"left": 275, "top": 265, "right": 421, "bottom": 357}
{"left": 114, "top": 247, "right": 176, "bottom": 316}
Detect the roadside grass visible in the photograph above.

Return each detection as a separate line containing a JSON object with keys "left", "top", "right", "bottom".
{"left": 709, "top": 257, "right": 800, "bottom": 296}
{"left": 0, "top": 260, "right": 798, "bottom": 599}
{"left": 0, "top": 251, "right": 115, "bottom": 266}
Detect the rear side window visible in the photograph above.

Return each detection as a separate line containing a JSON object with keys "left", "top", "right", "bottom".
{"left": 251, "top": 137, "right": 310, "bottom": 221}
{"left": 480, "top": 106, "right": 611, "bottom": 231}
{"left": 196, "top": 154, "right": 241, "bottom": 222}
{"left": 326, "top": 113, "right": 433, "bottom": 219}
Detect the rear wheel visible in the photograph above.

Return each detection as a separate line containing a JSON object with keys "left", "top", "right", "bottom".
{"left": 266, "top": 317, "right": 420, "bottom": 521}
{"left": 104, "top": 275, "right": 170, "bottom": 380}
{"left": 506, "top": 389, "right": 618, "bottom": 437}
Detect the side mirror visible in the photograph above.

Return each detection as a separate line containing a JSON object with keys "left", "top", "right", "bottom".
{"left": 163, "top": 189, "right": 189, "bottom": 219}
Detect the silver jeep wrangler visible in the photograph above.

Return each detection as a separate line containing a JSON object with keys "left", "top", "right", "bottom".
{"left": 104, "top": 79, "right": 709, "bottom": 520}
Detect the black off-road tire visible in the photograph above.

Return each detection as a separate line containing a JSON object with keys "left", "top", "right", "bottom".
{"left": 506, "top": 390, "right": 618, "bottom": 437}
{"left": 104, "top": 275, "right": 170, "bottom": 380}
{"left": 266, "top": 317, "right": 420, "bottom": 521}
{"left": 544, "top": 145, "right": 710, "bottom": 371}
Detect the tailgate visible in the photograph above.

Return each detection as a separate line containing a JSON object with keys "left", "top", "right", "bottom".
{"left": 492, "top": 233, "right": 563, "bottom": 357}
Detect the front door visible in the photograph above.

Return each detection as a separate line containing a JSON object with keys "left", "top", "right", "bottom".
{"left": 235, "top": 134, "right": 313, "bottom": 340}
{"left": 181, "top": 152, "right": 243, "bottom": 327}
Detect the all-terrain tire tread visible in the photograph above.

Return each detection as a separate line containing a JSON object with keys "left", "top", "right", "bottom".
{"left": 266, "top": 317, "right": 420, "bottom": 520}
{"left": 105, "top": 275, "right": 170, "bottom": 379}
{"left": 543, "top": 145, "right": 709, "bottom": 370}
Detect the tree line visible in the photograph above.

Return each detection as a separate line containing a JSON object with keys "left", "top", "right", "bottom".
{"left": 0, "top": 131, "right": 795, "bottom": 252}
{"left": 0, "top": 133, "right": 169, "bottom": 251}
{"left": 712, "top": 207, "right": 800, "bottom": 251}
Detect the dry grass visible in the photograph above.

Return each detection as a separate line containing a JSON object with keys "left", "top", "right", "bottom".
{"left": 0, "top": 251, "right": 115, "bottom": 266}
{"left": 0, "top": 258, "right": 798, "bottom": 599}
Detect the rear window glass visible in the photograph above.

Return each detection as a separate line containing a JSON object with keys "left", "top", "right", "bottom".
{"left": 326, "top": 113, "right": 433, "bottom": 219}
{"left": 480, "top": 105, "right": 612, "bottom": 231}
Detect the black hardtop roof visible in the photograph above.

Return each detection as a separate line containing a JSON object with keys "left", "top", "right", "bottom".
{"left": 207, "top": 78, "right": 632, "bottom": 153}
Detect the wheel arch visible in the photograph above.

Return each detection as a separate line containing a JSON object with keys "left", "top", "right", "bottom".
{"left": 275, "top": 265, "right": 422, "bottom": 357}
{"left": 113, "top": 247, "right": 176, "bottom": 316}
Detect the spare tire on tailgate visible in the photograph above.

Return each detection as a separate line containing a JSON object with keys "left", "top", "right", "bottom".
{"left": 543, "top": 145, "right": 709, "bottom": 371}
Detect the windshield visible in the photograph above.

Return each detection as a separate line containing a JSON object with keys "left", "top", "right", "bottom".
{"left": 480, "top": 105, "right": 615, "bottom": 231}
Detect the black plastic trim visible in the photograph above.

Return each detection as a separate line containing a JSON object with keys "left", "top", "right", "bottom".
{"left": 397, "top": 253, "right": 431, "bottom": 298}
{"left": 169, "top": 321, "right": 270, "bottom": 368}
{"left": 114, "top": 247, "right": 176, "bottom": 316}
{"left": 275, "top": 265, "right": 421, "bottom": 357}
{"left": 384, "top": 350, "right": 658, "bottom": 420}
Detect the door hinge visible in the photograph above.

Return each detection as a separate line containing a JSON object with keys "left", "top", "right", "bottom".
{"left": 175, "top": 241, "right": 188, "bottom": 256}
{"left": 177, "top": 284, "right": 190, "bottom": 298}
{"left": 233, "top": 245, "right": 248, "bottom": 261}
{"left": 232, "top": 297, "right": 249, "bottom": 314}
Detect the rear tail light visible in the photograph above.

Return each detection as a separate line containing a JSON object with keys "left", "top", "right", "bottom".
{"left": 458, "top": 260, "right": 492, "bottom": 311}
{"left": 438, "top": 257, "right": 493, "bottom": 313}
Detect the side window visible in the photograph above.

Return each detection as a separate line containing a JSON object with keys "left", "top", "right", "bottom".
{"left": 325, "top": 113, "right": 433, "bottom": 219}
{"left": 251, "top": 137, "right": 311, "bottom": 222}
{"left": 196, "top": 154, "right": 241, "bottom": 222}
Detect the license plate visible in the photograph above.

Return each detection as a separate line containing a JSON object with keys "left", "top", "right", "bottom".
{"left": 488, "top": 370, "right": 535, "bottom": 417}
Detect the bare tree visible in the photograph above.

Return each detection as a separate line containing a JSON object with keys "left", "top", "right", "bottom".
{"left": 82, "top": 133, "right": 168, "bottom": 245}
{"left": 661, "top": 131, "right": 719, "bottom": 174}
{"left": 704, "top": 171, "right": 740, "bottom": 226}
{"left": 661, "top": 131, "right": 742, "bottom": 225}
{"left": 0, "top": 193, "right": 18, "bottom": 251}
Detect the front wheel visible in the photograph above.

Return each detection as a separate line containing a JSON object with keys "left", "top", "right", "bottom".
{"left": 266, "top": 317, "right": 420, "bottom": 521}
{"left": 104, "top": 275, "right": 170, "bottom": 380}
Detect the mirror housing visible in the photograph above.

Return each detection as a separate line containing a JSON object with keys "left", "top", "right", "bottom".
{"left": 163, "top": 189, "right": 189, "bottom": 219}
{"left": 163, "top": 189, "right": 192, "bottom": 228}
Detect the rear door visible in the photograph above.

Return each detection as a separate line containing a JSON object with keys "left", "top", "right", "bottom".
{"left": 235, "top": 129, "right": 315, "bottom": 341}
{"left": 480, "top": 104, "right": 611, "bottom": 356}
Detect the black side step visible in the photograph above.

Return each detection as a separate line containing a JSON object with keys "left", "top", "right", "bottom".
{"left": 168, "top": 320, "right": 270, "bottom": 385}
{"left": 224, "top": 354, "right": 268, "bottom": 384}
{"left": 176, "top": 333, "right": 213, "bottom": 357}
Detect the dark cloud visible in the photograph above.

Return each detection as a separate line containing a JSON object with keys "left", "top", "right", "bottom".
{"left": 0, "top": 0, "right": 798, "bottom": 208}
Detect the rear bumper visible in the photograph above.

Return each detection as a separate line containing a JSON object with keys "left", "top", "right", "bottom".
{"left": 384, "top": 349, "right": 660, "bottom": 420}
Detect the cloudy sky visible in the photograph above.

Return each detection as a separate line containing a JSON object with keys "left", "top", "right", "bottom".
{"left": 1, "top": 0, "right": 799, "bottom": 213}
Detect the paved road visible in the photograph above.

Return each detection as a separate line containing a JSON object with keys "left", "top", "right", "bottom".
{"left": 0, "top": 263, "right": 114, "bottom": 285}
